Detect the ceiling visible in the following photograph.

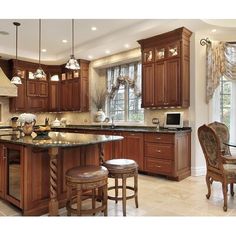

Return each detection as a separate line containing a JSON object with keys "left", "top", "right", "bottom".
{"left": 0, "top": 19, "right": 236, "bottom": 65}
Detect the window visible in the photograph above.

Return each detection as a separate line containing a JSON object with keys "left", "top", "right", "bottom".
{"left": 106, "top": 62, "right": 144, "bottom": 122}
{"left": 212, "top": 77, "right": 236, "bottom": 142}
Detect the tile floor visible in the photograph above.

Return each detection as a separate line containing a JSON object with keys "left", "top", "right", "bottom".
{"left": 1, "top": 174, "right": 236, "bottom": 216}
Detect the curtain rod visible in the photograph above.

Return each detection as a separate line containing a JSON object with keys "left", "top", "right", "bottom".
{"left": 200, "top": 38, "right": 211, "bottom": 46}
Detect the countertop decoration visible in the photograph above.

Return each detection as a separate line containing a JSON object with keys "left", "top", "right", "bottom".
{"left": 92, "top": 87, "right": 108, "bottom": 122}
{"left": 18, "top": 113, "right": 36, "bottom": 136}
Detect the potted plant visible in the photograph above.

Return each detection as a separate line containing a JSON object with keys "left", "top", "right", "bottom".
{"left": 92, "top": 88, "right": 108, "bottom": 122}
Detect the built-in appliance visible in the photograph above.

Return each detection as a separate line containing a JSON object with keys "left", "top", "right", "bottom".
{"left": 164, "top": 112, "right": 183, "bottom": 129}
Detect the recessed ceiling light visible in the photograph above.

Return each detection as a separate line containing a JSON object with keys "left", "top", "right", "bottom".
{"left": 62, "top": 39, "right": 68, "bottom": 43}
{"left": 91, "top": 27, "right": 97, "bottom": 31}
{"left": 88, "top": 55, "right": 93, "bottom": 59}
{"left": 105, "top": 50, "right": 110, "bottom": 54}
{"left": 41, "top": 49, "right": 47, "bottom": 52}
{"left": 124, "top": 44, "right": 130, "bottom": 48}
{"left": 211, "top": 29, "right": 217, "bottom": 33}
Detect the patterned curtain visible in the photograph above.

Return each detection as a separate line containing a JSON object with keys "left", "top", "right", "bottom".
{"left": 206, "top": 41, "right": 236, "bottom": 103}
{"left": 107, "top": 62, "right": 141, "bottom": 99}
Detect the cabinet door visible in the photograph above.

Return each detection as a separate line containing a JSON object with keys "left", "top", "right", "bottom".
{"left": 154, "top": 62, "right": 165, "bottom": 106}
{"left": 0, "top": 144, "right": 5, "bottom": 198}
{"left": 27, "top": 80, "right": 38, "bottom": 97}
{"left": 27, "top": 97, "right": 48, "bottom": 112}
{"left": 165, "top": 58, "right": 180, "bottom": 106}
{"left": 61, "top": 81, "right": 68, "bottom": 111}
{"left": 49, "top": 82, "right": 60, "bottom": 112}
{"left": 142, "top": 64, "right": 154, "bottom": 107}
{"left": 38, "top": 81, "right": 48, "bottom": 97}
{"left": 80, "top": 77, "right": 89, "bottom": 112}
{"left": 10, "top": 79, "right": 27, "bottom": 112}
{"left": 72, "top": 79, "right": 80, "bottom": 111}
{"left": 4, "top": 144, "right": 23, "bottom": 209}
{"left": 112, "top": 131, "right": 124, "bottom": 158}
{"left": 123, "top": 132, "right": 144, "bottom": 170}
{"left": 67, "top": 80, "right": 73, "bottom": 110}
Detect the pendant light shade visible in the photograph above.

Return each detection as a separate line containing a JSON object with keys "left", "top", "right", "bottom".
{"left": 34, "top": 19, "right": 46, "bottom": 79}
{"left": 65, "top": 19, "right": 80, "bottom": 70}
{"left": 11, "top": 22, "right": 22, "bottom": 85}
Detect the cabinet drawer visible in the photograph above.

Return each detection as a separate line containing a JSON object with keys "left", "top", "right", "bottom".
{"left": 144, "top": 143, "right": 173, "bottom": 159}
{"left": 144, "top": 133, "right": 174, "bottom": 143}
{"left": 145, "top": 157, "right": 172, "bottom": 174}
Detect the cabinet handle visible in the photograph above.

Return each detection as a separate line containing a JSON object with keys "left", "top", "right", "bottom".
{"left": 156, "top": 150, "right": 161, "bottom": 153}
{"left": 3, "top": 146, "right": 7, "bottom": 159}
{"left": 156, "top": 137, "right": 161, "bottom": 140}
{"left": 156, "top": 165, "right": 161, "bottom": 168}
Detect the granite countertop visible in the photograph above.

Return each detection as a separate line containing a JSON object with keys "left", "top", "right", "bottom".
{"left": 0, "top": 130, "right": 123, "bottom": 148}
{"left": 52, "top": 125, "right": 192, "bottom": 133}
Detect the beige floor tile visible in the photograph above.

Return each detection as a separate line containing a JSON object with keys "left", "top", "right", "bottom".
{"left": 1, "top": 174, "right": 236, "bottom": 216}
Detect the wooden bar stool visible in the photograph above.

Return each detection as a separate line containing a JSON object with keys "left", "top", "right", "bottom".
{"left": 65, "top": 165, "right": 108, "bottom": 216}
{"left": 103, "top": 159, "right": 138, "bottom": 216}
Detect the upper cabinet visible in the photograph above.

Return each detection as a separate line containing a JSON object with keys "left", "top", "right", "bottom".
{"left": 138, "top": 27, "right": 192, "bottom": 108}
{"left": 9, "top": 59, "right": 90, "bottom": 113}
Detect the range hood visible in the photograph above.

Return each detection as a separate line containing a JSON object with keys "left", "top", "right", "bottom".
{"left": 0, "top": 67, "right": 17, "bottom": 97}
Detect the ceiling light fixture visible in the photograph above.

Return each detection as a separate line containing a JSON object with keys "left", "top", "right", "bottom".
{"left": 124, "top": 44, "right": 130, "bottom": 48}
{"left": 65, "top": 19, "right": 80, "bottom": 70}
{"left": 88, "top": 55, "right": 93, "bottom": 59}
{"left": 91, "top": 26, "right": 97, "bottom": 31}
{"left": 105, "top": 50, "right": 110, "bottom": 54}
{"left": 41, "top": 49, "right": 47, "bottom": 52}
{"left": 11, "top": 22, "right": 22, "bottom": 85}
{"left": 34, "top": 19, "right": 46, "bottom": 79}
{"left": 211, "top": 29, "right": 217, "bottom": 33}
{"left": 62, "top": 39, "right": 68, "bottom": 43}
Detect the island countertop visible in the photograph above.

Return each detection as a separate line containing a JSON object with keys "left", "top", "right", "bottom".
{"left": 0, "top": 131, "right": 123, "bottom": 148}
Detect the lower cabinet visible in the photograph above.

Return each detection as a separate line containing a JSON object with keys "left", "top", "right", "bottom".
{"left": 144, "top": 132, "right": 191, "bottom": 181}
{"left": 0, "top": 143, "right": 23, "bottom": 208}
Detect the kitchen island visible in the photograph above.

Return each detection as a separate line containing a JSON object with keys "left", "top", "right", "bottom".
{"left": 0, "top": 131, "right": 123, "bottom": 216}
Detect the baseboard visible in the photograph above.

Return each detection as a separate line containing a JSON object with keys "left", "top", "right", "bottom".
{"left": 191, "top": 166, "right": 206, "bottom": 176}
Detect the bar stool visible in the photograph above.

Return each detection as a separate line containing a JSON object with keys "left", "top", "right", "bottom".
{"left": 103, "top": 159, "right": 138, "bottom": 216}
{"left": 65, "top": 165, "right": 108, "bottom": 216}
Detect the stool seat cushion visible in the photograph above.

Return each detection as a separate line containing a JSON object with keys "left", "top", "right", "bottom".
{"left": 103, "top": 159, "right": 138, "bottom": 172}
{"left": 66, "top": 165, "right": 108, "bottom": 183}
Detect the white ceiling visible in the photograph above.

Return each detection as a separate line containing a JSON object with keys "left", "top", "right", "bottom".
{"left": 0, "top": 19, "right": 236, "bottom": 65}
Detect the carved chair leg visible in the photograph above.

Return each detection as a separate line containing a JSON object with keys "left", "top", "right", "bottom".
{"left": 230, "top": 183, "right": 234, "bottom": 196}
{"left": 222, "top": 179, "right": 228, "bottom": 212}
{"left": 206, "top": 175, "right": 211, "bottom": 199}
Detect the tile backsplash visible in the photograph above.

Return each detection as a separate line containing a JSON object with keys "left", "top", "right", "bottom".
{"left": 0, "top": 97, "right": 189, "bottom": 127}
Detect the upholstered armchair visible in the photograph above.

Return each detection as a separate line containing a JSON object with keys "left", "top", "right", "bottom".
{"left": 208, "top": 121, "right": 236, "bottom": 164}
{"left": 198, "top": 124, "right": 236, "bottom": 211}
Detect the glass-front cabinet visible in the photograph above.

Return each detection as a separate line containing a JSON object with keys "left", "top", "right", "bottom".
{"left": 4, "top": 144, "right": 23, "bottom": 208}
{"left": 143, "top": 48, "right": 154, "bottom": 63}
{"left": 167, "top": 42, "right": 180, "bottom": 58}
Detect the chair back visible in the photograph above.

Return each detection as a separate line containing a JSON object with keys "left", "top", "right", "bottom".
{"left": 208, "top": 121, "right": 231, "bottom": 155}
{"left": 198, "top": 124, "right": 223, "bottom": 172}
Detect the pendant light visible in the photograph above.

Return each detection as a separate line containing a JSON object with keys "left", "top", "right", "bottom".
{"left": 65, "top": 19, "right": 80, "bottom": 70}
{"left": 11, "top": 22, "right": 22, "bottom": 85}
{"left": 34, "top": 19, "right": 46, "bottom": 79}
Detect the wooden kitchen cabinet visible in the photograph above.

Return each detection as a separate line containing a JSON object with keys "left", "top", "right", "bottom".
{"left": 144, "top": 132, "right": 191, "bottom": 181}
{"left": 48, "top": 81, "right": 60, "bottom": 112}
{"left": 123, "top": 132, "right": 144, "bottom": 170}
{"left": 138, "top": 27, "right": 192, "bottom": 108}
{"left": 60, "top": 60, "right": 90, "bottom": 112}
{"left": 0, "top": 143, "right": 24, "bottom": 208}
{"left": 0, "top": 144, "right": 5, "bottom": 199}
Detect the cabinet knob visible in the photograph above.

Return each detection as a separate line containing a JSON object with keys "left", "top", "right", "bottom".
{"left": 156, "top": 137, "right": 161, "bottom": 140}
{"left": 156, "top": 165, "right": 161, "bottom": 168}
{"left": 156, "top": 150, "right": 161, "bottom": 153}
